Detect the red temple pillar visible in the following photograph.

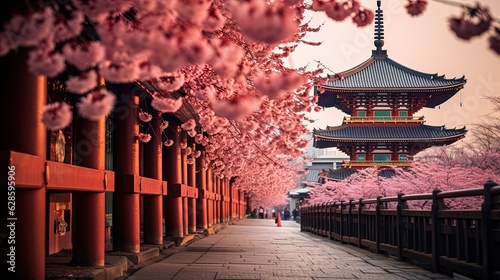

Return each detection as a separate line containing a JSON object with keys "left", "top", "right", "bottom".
{"left": 143, "top": 112, "right": 163, "bottom": 245}
{"left": 181, "top": 138, "right": 189, "bottom": 234}
{"left": 187, "top": 143, "right": 196, "bottom": 233}
{"left": 229, "top": 184, "right": 234, "bottom": 221}
{"left": 164, "top": 125, "right": 183, "bottom": 237}
{"left": 216, "top": 177, "right": 221, "bottom": 224}
{"left": 196, "top": 152, "right": 208, "bottom": 230}
{"left": 207, "top": 168, "right": 214, "bottom": 227}
{"left": 112, "top": 90, "right": 140, "bottom": 252}
{"left": 72, "top": 102, "right": 106, "bottom": 266}
{"left": 0, "top": 51, "right": 47, "bottom": 279}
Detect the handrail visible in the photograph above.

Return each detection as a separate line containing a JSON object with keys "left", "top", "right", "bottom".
{"left": 343, "top": 116, "right": 425, "bottom": 124}
{"left": 300, "top": 181, "right": 500, "bottom": 280}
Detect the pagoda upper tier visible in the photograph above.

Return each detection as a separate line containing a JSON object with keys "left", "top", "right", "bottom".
{"left": 317, "top": 55, "right": 466, "bottom": 115}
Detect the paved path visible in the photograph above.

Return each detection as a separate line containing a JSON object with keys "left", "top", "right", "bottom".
{"left": 127, "top": 219, "right": 451, "bottom": 280}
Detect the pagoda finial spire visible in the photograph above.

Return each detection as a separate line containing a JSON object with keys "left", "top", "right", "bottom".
{"left": 373, "top": 0, "right": 387, "bottom": 57}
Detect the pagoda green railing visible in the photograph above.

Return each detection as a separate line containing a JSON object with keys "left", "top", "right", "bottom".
{"left": 300, "top": 181, "right": 500, "bottom": 280}
{"left": 343, "top": 116, "right": 425, "bottom": 124}
{"left": 342, "top": 160, "right": 412, "bottom": 167}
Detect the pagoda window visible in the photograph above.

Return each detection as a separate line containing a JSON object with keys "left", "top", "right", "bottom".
{"left": 399, "top": 154, "right": 408, "bottom": 161}
{"left": 357, "top": 111, "right": 366, "bottom": 118}
{"left": 374, "top": 154, "right": 391, "bottom": 163}
{"left": 374, "top": 111, "right": 391, "bottom": 120}
{"left": 357, "top": 154, "right": 365, "bottom": 161}
{"left": 399, "top": 111, "right": 408, "bottom": 118}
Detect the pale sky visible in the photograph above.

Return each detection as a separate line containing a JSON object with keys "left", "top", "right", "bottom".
{"left": 292, "top": 0, "right": 500, "bottom": 143}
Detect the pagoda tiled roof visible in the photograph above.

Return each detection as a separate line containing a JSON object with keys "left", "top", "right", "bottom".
{"left": 326, "top": 168, "right": 395, "bottom": 181}
{"left": 323, "top": 55, "right": 466, "bottom": 91}
{"left": 314, "top": 124, "right": 466, "bottom": 143}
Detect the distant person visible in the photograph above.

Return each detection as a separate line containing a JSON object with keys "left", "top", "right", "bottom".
{"left": 292, "top": 208, "right": 299, "bottom": 221}
{"left": 258, "top": 207, "right": 264, "bottom": 219}
{"left": 284, "top": 208, "right": 290, "bottom": 220}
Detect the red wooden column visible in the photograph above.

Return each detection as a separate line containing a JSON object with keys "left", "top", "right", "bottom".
{"left": 143, "top": 112, "right": 163, "bottom": 245}
{"left": 164, "top": 125, "right": 183, "bottom": 237}
{"left": 72, "top": 99, "right": 106, "bottom": 266}
{"left": 181, "top": 137, "right": 189, "bottom": 234}
{"left": 187, "top": 143, "right": 197, "bottom": 233}
{"left": 229, "top": 184, "right": 234, "bottom": 221}
{"left": 207, "top": 168, "right": 214, "bottom": 227}
{"left": 0, "top": 51, "right": 46, "bottom": 279}
{"left": 216, "top": 177, "right": 221, "bottom": 224}
{"left": 196, "top": 152, "right": 208, "bottom": 230}
{"left": 113, "top": 90, "right": 140, "bottom": 253}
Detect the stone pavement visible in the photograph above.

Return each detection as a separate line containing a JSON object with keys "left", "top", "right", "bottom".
{"left": 126, "top": 219, "right": 452, "bottom": 280}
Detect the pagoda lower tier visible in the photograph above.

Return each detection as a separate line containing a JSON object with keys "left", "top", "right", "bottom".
{"left": 313, "top": 124, "right": 466, "bottom": 169}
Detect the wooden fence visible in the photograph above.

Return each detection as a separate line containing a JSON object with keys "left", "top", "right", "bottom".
{"left": 300, "top": 180, "right": 500, "bottom": 279}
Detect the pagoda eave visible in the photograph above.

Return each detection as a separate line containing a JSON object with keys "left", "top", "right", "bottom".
{"left": 313, "top": 135, "right": 465, "bottom": 148}
{"left": 318, "top": 84, "right": 465, "bottom": 93}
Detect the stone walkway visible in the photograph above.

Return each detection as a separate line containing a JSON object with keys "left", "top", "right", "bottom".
{"left": 126, "top": 219, "right": 452, "bottom": 280}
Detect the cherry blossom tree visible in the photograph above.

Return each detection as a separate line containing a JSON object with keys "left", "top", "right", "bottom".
{"left": 1, "top": 0, "right": 498, "bottom": 204}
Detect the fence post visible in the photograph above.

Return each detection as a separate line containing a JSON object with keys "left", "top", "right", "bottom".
{"left": 348, "top": 199, "right": 355, "bottom": 242}
{"left": 432, "top": 188, "right": 444, "bottom": 273}
{"left": 328, "top": 201, "right": 332, "bottom": 239}
{"left": 340, "top": 200, "right": 345, "bottom": 244}
{"left": 358, "top": 198, "right": 364, "bottom": 248}
{"left": 482, "top": 180, "right": 497, "bottom": 279}
{"left": 375, "top": 196, "right": 383, "bottom": 254}
{"left": 397, "top": 192, "right": 408, "bottom": 261}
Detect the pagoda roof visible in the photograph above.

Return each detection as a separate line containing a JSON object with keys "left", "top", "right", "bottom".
{"left": 325, "top": 168, "right": 396, "bottom": 181}
{"left": 322, "top": 56, "right": 466, "bottom": 92}
{"left": 313, "top": 124, "right": 466, "bottom": 147}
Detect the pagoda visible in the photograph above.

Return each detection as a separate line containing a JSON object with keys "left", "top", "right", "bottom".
{"left": 313, "top": 0, "right": 467, "bottom": 173}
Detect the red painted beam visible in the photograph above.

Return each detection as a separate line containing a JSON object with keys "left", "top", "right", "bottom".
{"left": 46, "top": 161, "right": 114, "bottom": 192}
{"left": 122, "top": 174, "right": 167, "bottom": 195}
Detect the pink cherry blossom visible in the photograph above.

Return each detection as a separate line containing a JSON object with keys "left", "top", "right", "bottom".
{"left": 181, "top": 119, "right": 197, "bottom": 131}
{"left": 151, "top": 93, "right": 183, "bottom": 113}
{"left": 448, "top": 6, "right": 491, "bottom": 40}
{"left": 77, "top": 88, "right": 116, "bottom": 121}
{"left": 187, "top": 130, "right": 197, "bottom": 137}
{"left": 160, "top": 121, "right": 169, "bottom": 130}
{"left": 139, "top": 111, "right": 153, "bottom": 122}
{"left": 180, "top": 141, "right": 188, "bottom": 149}
{"left": 211, "top": 95, "right": 263, "bottom": 120}
{"left": 164, "top": 139, "right": 174, "bottom": 147}
{"left": 138, "top": 133, "right": 152, "bottom": 143}
{"left": 63, "top": 42, "right": 105, "bottom": 71}
{"left": 405, "top": 0, "right": 427, "bottom": 17}
{"left": 194, "top": 150, "right": 202, "bottom": 158}
{"left": 41, "top": 102, "right": 72, "bottom": 130}
{"left": 202, "top": 6, "right": 226, "bottom": 32}
{"left": 99, "top": 61, "right": 140, "bottom": 83}
{"left": 352, "top": 8, "right": 374, "bottom": 27}
{"left": 156, "top": 72, "right": 185, "bottom": 92}
{"left": 53, "top": 11, "right": 85, "bottom": 42}
{"left": 66, "top": 70, "right": 98, "bottom": 94}
{"left": 185, "top": 147, "right": 193, "bottom": 155}
{"left": 2, "top": 7, "right": 54, "bottom": 51}
{"left": 27, "top": 49, "right": 65, "bottom": 78}
{"left": 187, "top": 157, "right": 195, "bottom": 164}
{"left": 231, "top": 0, "right": 300, "bottom": 44}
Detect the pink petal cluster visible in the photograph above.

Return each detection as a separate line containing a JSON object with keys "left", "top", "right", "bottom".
{"left": 181, "top": 119, "right": 197, "bottom": 131}
{"left": 77, "top": 89, "right": 116, "bottom": 121}
{"left": 138, "top": 133, "right": 152, "bottom": 143}
{"left": 352, "top": 8, "right": 374, "bottom": 27}
{"left": 405, "top": 0, "right": 427, "bottom": 17}
{"left": 27, "top": 49, "right": 65, "bottom": 78}
{"left": 254, "top": 70, "right": 306, "bottom": 99}
{"left": 160, "top": 121, "right": 169, "bottom": 130}
{"left": 212, "top": 95, "right": 263, "bottom": 120}
{"left": 139, "top": 111, "right": 153, "bottom": 122}
{"left": 41, "top": 102, "right": 72, "bottom": 130}
{"left": 66, "top": 70, "right": 98, "bottom": 94}
{"left": 164, "top": 139, "right": 174, "bottom": 147}
{"left": 63, "top": 42, "right": 106, "bottom": 71}
{"left": 156, "top": 72, "right": 185, "bottom": 92}
{"left": 231, "top": 0, "right": 300, "bottom": 44}
{"left": 151, "top": 93, "right": 183, "bottom": 113}
{"left": 449, "top": 7, "right": 491, "bottom": 40}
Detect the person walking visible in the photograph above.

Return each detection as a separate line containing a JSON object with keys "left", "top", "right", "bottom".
{"left": 292, "top": 208, "right": 299, "bottom": 221}
{"left": 258, "top": 207, "right": 264, "bottom": 219}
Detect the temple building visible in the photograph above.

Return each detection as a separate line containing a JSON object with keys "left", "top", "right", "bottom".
{"left": 313, "top": 1, "right": 467, "bottom": 178}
